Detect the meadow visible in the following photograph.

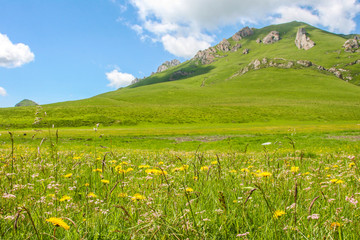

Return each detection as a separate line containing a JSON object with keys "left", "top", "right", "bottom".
{"left": 1, "top": 123, "right": 360, "bottom": 239}
{"left": 1, "top": 21, "right": 360, "bottom": 239}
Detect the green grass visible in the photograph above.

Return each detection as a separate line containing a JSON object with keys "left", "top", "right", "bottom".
{"left": 1, "top": 126, "right": 360, "bottom": 239}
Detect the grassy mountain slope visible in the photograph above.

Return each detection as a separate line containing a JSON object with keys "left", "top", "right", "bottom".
{"left": 1, "top": 21, "right": 359, "bottom": 128}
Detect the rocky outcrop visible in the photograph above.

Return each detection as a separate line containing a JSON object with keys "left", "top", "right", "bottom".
{"left": 229, "top": 58, "right": 350, "bottom": 81}
{"left": 256, "top": 38, "right": 262, "bottom": 44}
{"left": 295, "top": 28, "right": 315, "bottom": 50}
{"left": 130, "top": 78, "right": 140, "bottom": 85}
{"left": 156, "top": 59, "right": 181, "bottom": 73}
{"left": 263, "top": 31, "right": 280, "bottom": 44}
{"left": 343, "top": 39, "right": 359, "bottom": 52}
{"left": 243, "top": 48, "right": 250, "bottom": 54}
{"left": 193, "top": 47, "right": 217, "bottom": 64}
{"left": 217, "top": 39, "right": 231, "bottom": 52}
{"left": 231, "top": 43, "right": 242, "bottom": 52}
{"left": 297, "top": 60, "right": 312, "bottom": 67}
{"left": 232, "top": 27, "right": 254, "bottom": 41}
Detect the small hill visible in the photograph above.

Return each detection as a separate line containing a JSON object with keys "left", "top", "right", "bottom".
{"left": 1, "top": 21, "right": 360, "bottom": 128}
{"left": 15, "top": 99, "right": 38, "bottom": 107}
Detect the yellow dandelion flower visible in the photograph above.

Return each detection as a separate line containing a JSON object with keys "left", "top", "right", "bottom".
{"left": 47, "top": 194, "right": 55, "bottom": 198}
{"left": 290, "top": 167, "right": 299, "bottom": 173}
{"left": 330, "top": 222, "right": 341, "bottom": 229}
{"left": 172, "top": 165, "right": 189, "bottom": 172}
{"left": 46, "top": 217, "right": 70, "bottom": 230}
{"left": 193, "top": 176, "right": 198, "bottom": 180}
{"left": 73, "top": 156, "right": 81, "bottom": 160}
{"left": 139, "top": 165, "right": 150, "bottom": 169}
{"left": 84, "top": 183, "right": 89, "bottom": 187}
{"left": 332, "top": 165, "right": 338, "bottom": 168}
{"left": 248, "top": 165, "right": 254, "bottom": 168}
{"left": 349, "top": 163, "right": 356, "bottom": 168}
{"left": 325, "top": 167, "right": 330, "bottom": 170}
{"left": 259, "top": 172, "right": 272, "bottom": 177}
{"left": 96, "top": 157, "right": 101, "bottom": 160}
{"left": 330, "top": 179, "right": 338, "bottom": 183}
{"left": 101, "top": 179, "right": 109, "bottom": 184}
{"left": 241, "top": 168, "right": 249, "bottom": 173}
{"left": 92, "top": 168, "right": 102, "bottom": 172}
{"left": 59, "top": 195, "right": 71, "bottom": 202}
{"left": 327, "top": 174, "right": 331, "bottom": 177}
{"left": 87, "top": 192, "right": 97, "bottom": 198}
{"left": 131, "top": 193, "right": 146, "bottom": 201}
{"left": 211, "top": 161, "right": 218, "bottom": 165}
{"left": 200, "top": 166, "right": 209, "bottom": 171}
{"left": 63, "top": 173, "right": 72, "bottom": 178}
{"left": 336, "top": 180, "right": 344, "bottom": 184}
{"left": 229, "top": 170, "right": 237, "bottom": 173}
{"left": 273, "top": 210, "right": 286, "bottom": 219}
{"left": 186, "top": 187, "right": 194, "bottom": 192}
{"left": 82, "top": 218, "right": 86, "bottom": 222}
{"left": 110, "top": 160, "right": 117, "bottom": 164}
{"left": 302, "top": 172, "right": 310, "bottom": 176}
{"left": 158, "top": 161, "right": 164, "bottom": 165}
{"left": 125, "top": 168, "right": 134, "bottom": 173}
{"left": 120, "top": 161, "right": 128, "bottom": 165}
{"left": 119, "top": 193, "right": 128, "bottom": 198}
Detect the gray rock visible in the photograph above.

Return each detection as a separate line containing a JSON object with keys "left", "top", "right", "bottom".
{"left": 216, "top": 39, "right": 231, "bottom": 52}
{"left": 343, "top": 39, "right": 359, "bottom": 52}
{"left": 243, "top": 48, "right": 250, "bottom": 54}
{"left": 253, "top": 59, "right": 261, "bottom": 69}
{"left": 231, "top": 43, "right": 242, "bottom": 52}
{"left": 156, "top": 59, "right": 181, "bottom": 73}
{"left": 256, "top": 38, "right": 262, "bottom": 44}
{"left": 193, "top": 47, "right": 216, "bottom": 64}
{"left": 232, "top": 27, "right": 254, "bottom": 41}
{"left": 262, "top": 58, "right": 268, "bottom": 64}
{"left": 263, "top": 31, "right": 280, "bottom": 44}
{"left": 297, "top": 60, "right": 312, "bottom": 67}
{"left": 295, "top": 28, "right": 315, "bottom": 50}
{"left": 317, "top": 66, "right": 326, "bottom": 71}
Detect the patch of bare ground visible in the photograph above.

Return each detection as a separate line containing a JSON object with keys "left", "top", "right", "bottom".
{"left": 326, "top": 135, "right": 360, "bottom": 141}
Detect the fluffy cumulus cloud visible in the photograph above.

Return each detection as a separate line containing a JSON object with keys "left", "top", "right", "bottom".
{"left": 0, "top": 33, "right": 35, "bottom": 68}
{"left": 106, "top": 70, "right": 135, "bottom": 88}
{"left": 128, "top": 0, "right": 360, "bottom": 58}
{"left": 0, "top": 87, "right": 7, "bottom": 96}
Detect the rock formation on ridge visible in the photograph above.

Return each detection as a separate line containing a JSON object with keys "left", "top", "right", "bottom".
{"left": 343, "top": 38, "right": 360, "bottom": 52}
{"left": 263, "top": 31, "right": 281, "bottom": 44}
{"left": 156, "top": 59, "right": 181, "bottom": 73}
{"left": 232, "top": 27, "right": 254, "bottom": 41}
{"left": 295, "top": 28, "right": 315, "bottom": 50}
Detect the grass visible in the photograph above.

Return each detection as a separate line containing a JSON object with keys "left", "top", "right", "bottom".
{"left": 1, "top": 125, "right": 360, "bottom": 239}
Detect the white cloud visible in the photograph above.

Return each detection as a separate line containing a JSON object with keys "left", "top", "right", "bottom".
{"left": 162, "top": 35, "right": 211, "bottom": 58}
{"left": 0, "top": 87, "right": 7, "bottom": 96}
{"left": 0, "top": 33, "right": 35, "bottom": 68}
{"left": 128, "top": 0, "right": 360, "bottom": 58}
{"left": 106, "top": 69, "right": 135, "bottom": 88}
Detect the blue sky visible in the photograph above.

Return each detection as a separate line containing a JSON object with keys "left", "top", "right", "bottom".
{"left": 1, "top": 0, "right": 360, "bottom": 107}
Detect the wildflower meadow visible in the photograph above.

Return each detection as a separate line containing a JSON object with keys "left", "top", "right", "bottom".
{"left": 0, "top": 127, "right": 360, "bottom": 239}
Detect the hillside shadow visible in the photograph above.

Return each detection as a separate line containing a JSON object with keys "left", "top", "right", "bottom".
{"left": 129, "top": 64, "right": 215, "bottom": 89}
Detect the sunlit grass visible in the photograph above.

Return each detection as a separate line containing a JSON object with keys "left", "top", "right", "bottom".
{"left": 1, "top": 128, "right": 360, "bottom": 239}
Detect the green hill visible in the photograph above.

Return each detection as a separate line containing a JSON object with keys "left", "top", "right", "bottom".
{"left": 1, "top": 21, "right": 360, "bottom": 129}
{"left": 15, "top": 99, "right": 38, "bottom": 107}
